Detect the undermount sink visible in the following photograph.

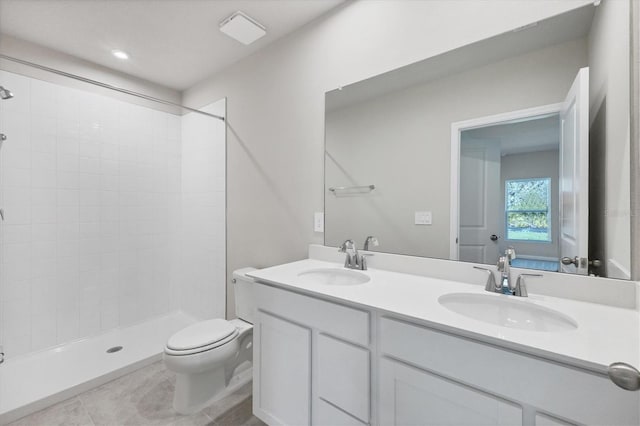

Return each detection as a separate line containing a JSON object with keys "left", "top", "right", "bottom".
{"left": 297, "top": 268, "right": 370, "bottom": 286}
{"left": 438, "top": 293, "right": 578, "bottom": 332}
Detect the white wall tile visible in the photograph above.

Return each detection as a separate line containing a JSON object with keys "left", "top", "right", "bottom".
{"left": 31, "top": 313, "right": 57, "bottom": 351}
{"left": 3, "top": 224, "right": 31, "bottom": 244}
{"left": 0, "top": 72, "right": 226, "bottom": 360}
{"left": 179, "top": 99, "right": 226, "bottom": 321}
{"left": 3, "top": 167, "right": 31, "bottom": 187}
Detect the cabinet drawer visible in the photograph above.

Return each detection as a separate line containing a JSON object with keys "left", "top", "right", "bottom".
{"left": 255, "top": 283, "right": 369, "bottom": 346}
{"left": 317, "top": 334, "right": 370, "bottom": 422}
{"left": 380, "top": 316, "right": 639, "bottom": 426}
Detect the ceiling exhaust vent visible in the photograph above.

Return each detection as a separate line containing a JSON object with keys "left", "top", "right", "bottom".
{"left": 219, "top": 11, "right": 266, "bottom": 45}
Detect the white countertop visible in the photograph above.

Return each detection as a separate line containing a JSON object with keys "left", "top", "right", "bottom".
{"left": 248, "top": 259, "right": 639, "bottom": 374}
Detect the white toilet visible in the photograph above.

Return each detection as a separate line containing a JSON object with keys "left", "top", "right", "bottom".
{"left": 163, "top": 268, "right": 256, "bottom": 414}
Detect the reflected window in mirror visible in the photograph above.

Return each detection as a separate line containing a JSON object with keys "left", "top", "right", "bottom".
{"left": 505, "top": 178, "right": 552, "bottom": 243}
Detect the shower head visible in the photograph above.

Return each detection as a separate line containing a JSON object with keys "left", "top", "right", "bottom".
{"left": 0, "top": 86, "right": 14, "bottom": 100}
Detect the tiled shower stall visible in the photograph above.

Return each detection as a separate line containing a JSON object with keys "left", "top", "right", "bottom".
{"left": 0, "top": 69, "right": 226, "bottom": 360}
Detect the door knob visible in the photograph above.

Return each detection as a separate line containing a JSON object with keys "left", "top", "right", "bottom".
{"left": 589, "top": 259, "right": 601, "bottom": 268}
{"left": 608, "top": 362, "right": 640, "bottom": 391}
{"left": 490, "top": 234, "right": 499, "bottom": 241}
{"left": 561, "top": 256, "right": 579, "bottom": 266}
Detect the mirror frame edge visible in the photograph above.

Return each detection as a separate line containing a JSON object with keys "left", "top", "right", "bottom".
{"left": 630, "top": 0, "right": 640, "bottom": 281}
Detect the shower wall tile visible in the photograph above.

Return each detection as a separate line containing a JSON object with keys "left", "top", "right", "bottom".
{"left": 179, "top": 99, "right": 226, "bottom": 322}
{"left": 1, "top": 70, "right": 226, "bottom": 360}
{"left": 0, "top": 71, "right": 186, "bottom": 359}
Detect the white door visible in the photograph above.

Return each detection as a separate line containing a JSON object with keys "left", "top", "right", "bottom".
{"left": 559, "top": 68, "right": 589, "bottom": 274}
{"left": 458, "top": 138, "right": 501, "bottom": 264}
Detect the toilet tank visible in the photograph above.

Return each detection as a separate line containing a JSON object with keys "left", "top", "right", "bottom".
{"left": 232, "top": 267, "right": 257, "bottom": 324}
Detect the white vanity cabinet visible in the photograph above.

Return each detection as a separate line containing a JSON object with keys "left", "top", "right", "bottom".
{"left": 253, "top": 283, "right": 372, "bottom": 426}
{"left": 379, "top": 316, "right": 639, "bottom": 426}
{"left": 252, "top": 280, "right": 639, "bottom": 426}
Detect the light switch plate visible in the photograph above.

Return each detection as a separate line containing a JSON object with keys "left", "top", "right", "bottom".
{"left": 314, "top": 212, "right": 324, "bottom": 232}
{"left": 415, "top": 211, "right": 432, "bottom": 225}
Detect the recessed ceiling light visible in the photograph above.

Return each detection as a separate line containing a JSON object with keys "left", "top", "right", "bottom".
{"left": 111, "top": 49, "right": 129, "bottom": 60}
{"left": 219, "top": 11, "right": 266, "bottom": 45}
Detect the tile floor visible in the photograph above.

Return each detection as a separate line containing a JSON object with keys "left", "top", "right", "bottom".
{"left": 8, "top": 361, "right": 266, "bottom": 426}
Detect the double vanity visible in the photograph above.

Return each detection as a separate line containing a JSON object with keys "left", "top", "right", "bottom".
{"left": 246, "top": 2, "right": 640, "bottom": 424}
{"left": 247, "top": 245, "right": 640, "bottom": 426}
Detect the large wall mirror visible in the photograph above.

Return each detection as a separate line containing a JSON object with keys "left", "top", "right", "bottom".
{"left": 324, "top": 1, "right": 632, "bottom": 279}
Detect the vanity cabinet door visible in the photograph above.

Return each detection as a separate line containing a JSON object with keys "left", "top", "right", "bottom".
{"left": 254, "top": 311, "right": 312, "bottom": 426}
{"left": 379, "top": 357, "right": 523, "bottom": 426}
{"left": 316, "top": 334, "right": 370, "bottom": 423}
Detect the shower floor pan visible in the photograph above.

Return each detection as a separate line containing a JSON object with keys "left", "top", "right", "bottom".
{"left": 0, "top": 311, "right": 195, "bottom": 424}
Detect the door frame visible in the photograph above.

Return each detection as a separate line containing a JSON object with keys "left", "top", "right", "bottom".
{"left": 449, "top": 103, "right": 563, "bottom": 260}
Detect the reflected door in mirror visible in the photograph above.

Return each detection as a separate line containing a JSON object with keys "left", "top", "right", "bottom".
{"left": 459, "top": 139, "right": 500, "bottom": 264}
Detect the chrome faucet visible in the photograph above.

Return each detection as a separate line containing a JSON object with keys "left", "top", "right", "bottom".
{"left": 363, "top": 236, "right": 379, "bottom": 251}
{"left": 497, "top": 247, "right": 517, "bottom": 294}
{"left": 473, "top": 266, "right": 500, "bottom": 293}
{"left": 513, "top": 273, "right": 542, "bottom": 297}
{"left": 474, "top": 264, "right": 541, "bottom": 297}
{"left": 339, "top": 239, "right": 368, "bottom": 270}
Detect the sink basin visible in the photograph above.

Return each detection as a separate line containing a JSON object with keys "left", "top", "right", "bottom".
{"left": 438, "top": 293, "right": 578, "bottom": 332}
{"left": 297, "top": 268, "right": 370, "bottom": 286}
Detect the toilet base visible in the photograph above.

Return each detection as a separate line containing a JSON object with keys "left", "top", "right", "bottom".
{"left": 172, "top": 364, "right": 253, "bottom": 415}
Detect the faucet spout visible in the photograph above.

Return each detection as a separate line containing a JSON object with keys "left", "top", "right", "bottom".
{"left": 339, "top": 239, "right": 368, "bottom": 270}
{"left": 497, "top": 247, "right": 517, "bottom": 294}
{"left": 497, "top": 256, "right": 511, "bottom": 294}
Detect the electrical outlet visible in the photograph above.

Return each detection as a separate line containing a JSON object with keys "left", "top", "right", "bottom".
{"left": 314, "top": 212, "right": 324, "bottom": 232}
{"left": 415, "top": 211, "right": 432, "bottom": 225}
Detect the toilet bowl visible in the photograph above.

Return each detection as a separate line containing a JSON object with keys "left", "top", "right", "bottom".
{"left": 163, "top": 268, "right": 256, "bottom": 414}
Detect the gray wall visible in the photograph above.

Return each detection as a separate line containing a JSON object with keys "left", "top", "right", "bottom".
{"left": 588, "top": 0, "right": 631, "bottom": 279}
{"left": 181, "top": 0, "right": 594, "bottom": 317}
{"left": 324, "top": 38, "right": 586, "bottom": 259}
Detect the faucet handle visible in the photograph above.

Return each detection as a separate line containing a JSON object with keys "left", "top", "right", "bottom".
{"left": 473, "top": 266, "right": 499, "bottom": 293}
{"left": 339, "top": 239, "right": 355, "bottom": 253}
{"left": 514, "top": 273, "right": 542, "bottom": 297}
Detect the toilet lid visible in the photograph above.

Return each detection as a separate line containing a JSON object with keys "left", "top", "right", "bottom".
{"left": 167, "top": 319, "right": 236, "bottom": 351}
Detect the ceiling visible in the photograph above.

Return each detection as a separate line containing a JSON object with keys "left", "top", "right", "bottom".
{"left": 463, "top": 115, "right": 560, "bottom": 156}
{"left": 0, "top": 0, "right": 344, "bottom": 91}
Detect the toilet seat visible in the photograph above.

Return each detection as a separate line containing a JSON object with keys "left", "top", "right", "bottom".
{"left": 165, "top": 319, "right": 239, "bottom": 356}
